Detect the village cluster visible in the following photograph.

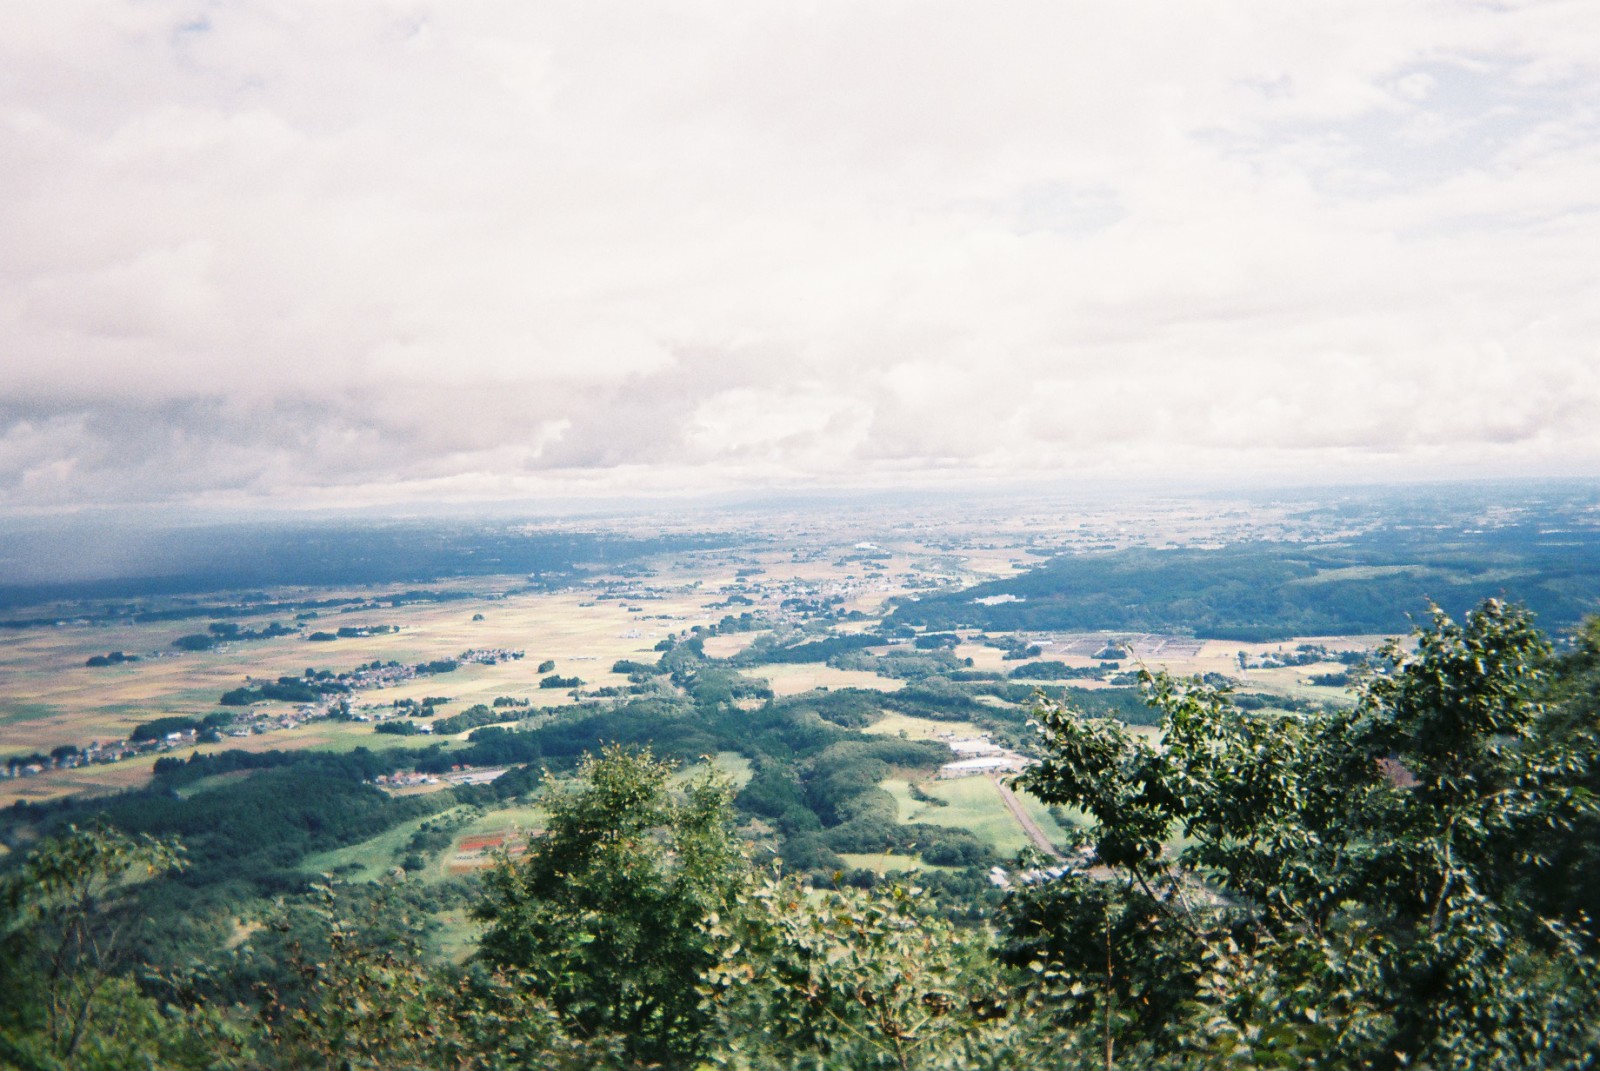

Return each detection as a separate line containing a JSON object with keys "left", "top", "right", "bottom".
{"left": 1, "top": 647, "right": 526, "bottom": 781}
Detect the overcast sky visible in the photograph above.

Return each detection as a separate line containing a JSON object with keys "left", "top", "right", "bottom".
{"left": 3, "top": 1, "right": 1598, "bottom": 513}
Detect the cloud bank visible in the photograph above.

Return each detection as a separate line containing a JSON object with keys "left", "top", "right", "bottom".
{"left": 3, "top": 1, "right": 1599, "bottom": 510}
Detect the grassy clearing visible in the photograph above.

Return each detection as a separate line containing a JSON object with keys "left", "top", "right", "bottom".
{"left": 298, "top": 721, "right": 470, "bottom": 754}
{"left": 300, "top": 796, "right": 549, "bottom": 886}
{"left": 883, "top": 776, "right": 1071, "bottom": 858}
{"left": 428, "top": 910, "right": 482, "bottom": 963}
{"left": 1011, "top": 788, "right": 1079, "bottom": 847}
{"left": 1241, "top": 665, "right": 1359, "bottom": 707}
{"left": 863, "top": 711, "right": 984, "bottom": 740}
{"left": 672, "top": 751, "right": 754, "bottom": 789}
{"left": 174, "top": 769, "right": 256, "bottom": 799}
{"left": 1288, "top": 565, "right": 1433, "bottom": 585}
{"left": 837, "top": 852, "right": 946, "bottom": 874}
{"left": 952, "top": 643, "right": 1008, "bottom": 674}
{"left": 302, "top": 810, "right": 455, "bottom": 883}
{"left": 454, "top": 803, "right": 547, "bottom": 841}
{"left": 699, "top": 633, "right": 761, "bottom": 659}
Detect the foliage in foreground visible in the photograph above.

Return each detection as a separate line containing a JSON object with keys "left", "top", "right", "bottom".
{"left": 2, "top": 601, "right": 1599, "bottom": 1069}
{"left": 474, "top": 746, "right": 747, "bottom": 1065}
{"left": 0, "top": 824, "right": 198, "bottom": 1070}
{"left": 1009, "top": 600, "right": 1600, "bottom": 1068}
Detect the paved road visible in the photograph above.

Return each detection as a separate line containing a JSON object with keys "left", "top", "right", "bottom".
{"left": 991, "top": 776, "right": 1066, "bottom": 861}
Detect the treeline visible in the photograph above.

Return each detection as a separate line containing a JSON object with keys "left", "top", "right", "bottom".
{"left": 172, "top": 621, "right": 297, "bottom": 651}
{"left": 0, "top": 611, "right": 1148, "bottom": 1049}
{"left": 308, "top": 623, "right": 401, "bottom": 641}
{"left": 85, "top": 650, "right": 139, "bottom": 667}
{"left": 729, "top": 630, "right": 886, "bottom": 665}
{"left": 386, "top": 673, "right": 1002, "bottom": 878}
{"left": 1006, "top": 659, "right": 1118, "bottom": 680}
{"left": 128, "top": 712, "right": 233, "bottom": 741}
{"left": 221, "top": 671, "right": 348, "bottom": 706}
{"left": 4, "top": 747, "right": 444, "bottom": 898}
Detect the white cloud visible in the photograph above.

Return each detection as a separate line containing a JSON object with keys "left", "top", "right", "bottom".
{"left": 1, "top": 0, "right": 1598, "bottom": 510}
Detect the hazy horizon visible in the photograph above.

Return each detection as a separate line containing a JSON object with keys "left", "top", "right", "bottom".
{"left": 3, "top": 476, "right": 1596, "bottom": 593}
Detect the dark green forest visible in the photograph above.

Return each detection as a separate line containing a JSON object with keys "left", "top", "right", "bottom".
{"left": 4, "top": 601, "right": 1600, "bottom": 1068}
{"left": 888, "top": 525, "right": 1600, "bottom": 639}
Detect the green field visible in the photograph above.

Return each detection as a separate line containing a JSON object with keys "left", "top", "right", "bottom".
{"left": 1242, "top": 665, "right": 1360, "bottom": 706}
{"left": 837, "top": 852, "right": 949, "bottom": 874}
{"left": 883, "top": 776, "right": 1072, "bottom": 858}
{"left": 299, "top": 795, "right": 552, "bottom": 887}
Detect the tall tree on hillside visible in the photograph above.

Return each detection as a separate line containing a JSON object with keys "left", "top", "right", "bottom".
{"left": 474, "top": 746, "right": 747, "bottom": 1066}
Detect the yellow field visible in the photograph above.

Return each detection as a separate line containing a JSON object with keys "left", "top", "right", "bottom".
{"left": 741, "top": 663, "right": 906, "bottom": 697}
{"left": 0, "top": 757, "right": 159, "bottom": 808}
{"left": 0, "top": 580, "right": 702, "bottom": 770}
{"left": 952, "top": 642, "right": 1010, "bottom": 673}
{"left": 699, "top": 633, "right": 759, "bottom": 659}
{"left": 863, "top": 711, "right": 986, "bottom": 740}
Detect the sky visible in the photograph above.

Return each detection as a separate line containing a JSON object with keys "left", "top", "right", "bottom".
{"left": 3, "top": 1, "right": 1599, "bottom": 513}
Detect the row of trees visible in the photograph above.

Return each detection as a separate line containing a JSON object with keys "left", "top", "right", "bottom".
{"left": 3, "top": 602, "right": 1597, "bottom": 1068}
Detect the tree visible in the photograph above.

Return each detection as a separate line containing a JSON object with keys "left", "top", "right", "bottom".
{"left": 703, "top": 875, "right": 1066, "bottom": 1071}
{"left": 0, "top": 824, "right": 191, "bottom": 1069}
{"left": 474, "top": 746, "right": 747, "bottom": 1066}
{"left": 1005, "top": 601, "right": 1600, "bottom": 1068}
{"left": 1525, "top": 613, "right": 1600, "bottom": 928}
{"left": 230, "top": 884, "right": 598, "bottom": 1071}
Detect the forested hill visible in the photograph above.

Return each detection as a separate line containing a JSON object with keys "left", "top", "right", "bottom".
{"left": 887, "top": 524, "right": 1600, "bottom": 640}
